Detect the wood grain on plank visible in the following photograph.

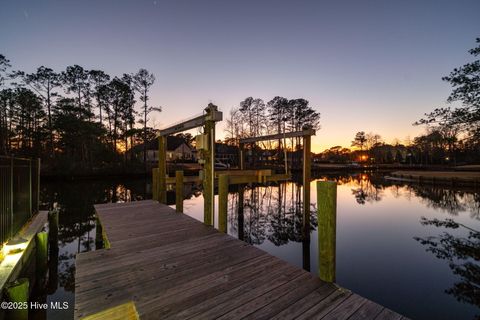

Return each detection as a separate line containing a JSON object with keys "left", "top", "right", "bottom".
{"left": 74, "top": 200, "right": 407, "bottom": 320}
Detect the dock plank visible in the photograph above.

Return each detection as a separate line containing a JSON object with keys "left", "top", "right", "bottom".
{"left": 241, "top": 276, "right": 330, "bottom": 320}
{"left": 162, "top": 259, "right": 302, "bottom": 320}
{"left": 348, "top": 300, "right": 384, "bottom": 320}
{"left": 322, "top": 294, "right": 368, "bottom": 320}
{"left": 74, "top": 200, "right": 407, "bottom": 320}
{"left": 76, "top": 241, "right": 265, "bottom": 308}
{"left": 295, "top": 290, "right": 352, "bottom": 320}
{"left": 375, "top": 308, "right": 404, "bottom": 320}
{"left": 269, "top": 284, "right": 339, "bottom": 320}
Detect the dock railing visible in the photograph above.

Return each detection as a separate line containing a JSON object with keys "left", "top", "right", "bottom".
{"left": 0, "top": 156, "right": 40, "bottom": 245}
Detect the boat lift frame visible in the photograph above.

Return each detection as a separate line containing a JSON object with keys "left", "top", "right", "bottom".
{"left": 156, "top": 104, "right": 222, "bottom": 226}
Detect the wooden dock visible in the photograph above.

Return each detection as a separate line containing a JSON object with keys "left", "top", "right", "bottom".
{"left": 74, "top": 200, "right": 406, "bottom": 320}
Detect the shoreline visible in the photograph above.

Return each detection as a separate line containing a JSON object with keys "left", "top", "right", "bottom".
{"left": 390, "top": 171, "right": 480, "bottom": 187}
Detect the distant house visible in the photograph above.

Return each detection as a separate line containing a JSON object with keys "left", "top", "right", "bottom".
{"left": 215, "top": 143, "right": 239, "bottom": 166}
{"left": 165, "top": 136, "right": 195, "bottom": 161}
{"left": 130, "top": 136, "right": 195, "bottom": 164}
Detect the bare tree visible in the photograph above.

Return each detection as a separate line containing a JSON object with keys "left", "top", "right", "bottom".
{"left": 13, "top": 66, "right": 61, "bottom": 154}
{"left": 132, "top": 69, "right": 160, "bottom": 167}
{"left": 89, "top": 70, "right": 110, "bottom": 124}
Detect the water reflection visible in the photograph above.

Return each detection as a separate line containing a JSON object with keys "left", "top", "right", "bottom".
{"left": 392, "top": 182, "right": 480, "bottom": 219}
{"left": 414, "top": 217, "right": 480, "bottom": 318}
{"left": 210, "top": 174, "right": 480, "bottom": 320}
{"left": 318, "top": 173, "right": 480, "bottom": 218}
{"left": 33, "top": 178, "right": 150, "bottom": 320}
{"left": 32, "top": 174, "right": 480, "bottom": 320}
{"left": 411, "top": 186, "right": 480, "bottom": 219}
{"left": 227, "top": 183, "right": 317, "bottom": 246}
{"left": 350, "top": 178, "right": 384, "bottom": 204}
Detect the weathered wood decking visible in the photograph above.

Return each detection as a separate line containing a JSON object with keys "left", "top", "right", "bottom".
{"left": 75, "top": 200, "right": 406, "bottom": 319}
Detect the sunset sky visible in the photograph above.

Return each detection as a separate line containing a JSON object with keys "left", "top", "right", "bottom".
{"left": 1, "top": 0, "right": 479, "bottom": 152}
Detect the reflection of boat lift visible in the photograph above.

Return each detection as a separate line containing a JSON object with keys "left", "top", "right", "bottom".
{"left": 154, "top": 113, "right": 336, "bottom": 283}
{"left": 227, "top": 127, "right": 336, "bottom": 282}
{"left": 154, "top": 104, "right": 222, "bottom": 225}
{"left": 218, "top": 127, "right": 316, "bottom": 234}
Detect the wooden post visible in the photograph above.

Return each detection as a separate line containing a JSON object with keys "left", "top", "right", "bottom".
{"left": 96, "top": 216, "right": 111, "bottom": 249}
{"left": 303, "top": 133, "right": 312, "bottom": 273}
{"left": 5, "top": 278, "right": 29, "bottom": 320}
{"left": 36, "top": 231, "right": 48, "bottom": 279}
{"left": 152, "top": 168, "right": 158, "bottom": 201}
{"left": 48, "top": 211, "right": 59, "bottom": 294}
{"left": 48, "top": 210, "right": 59, "bottom": 246}
{"left": 302, "top": 235, "right": 311, "bottom": 272}
{"left": 239, "top": 143, "right": 245, "bottom": 170}
{"left": 158, "top": 136, "right": 167, "bottom": 204}
{"left": 36, "top": 158, "right": 41, "bottom": 213}
{"left": 238, "top": 185, "right": 245, "bottom": 241}
{"left": 10, "top": 156, "right": 13, "bottom": 238}
{"left": 317, "top": 181, "right": 337, "bottom": 282}
{"left": 218, "top": 174, "right": 229, "bottom": 233}
{"left": 95, "top": 215, "right": 103, "bottom": 249}
{"left": 202, "top": 104, "right": 217, "bottom": 226}
{"left": 303, "top": 134, "right": 311, "bottom": 237}
{"left": 175, "top": 170, "right": 184, "bottom": 213}
{"left": 29, "top": 159, "right": 32, "bottom": 217}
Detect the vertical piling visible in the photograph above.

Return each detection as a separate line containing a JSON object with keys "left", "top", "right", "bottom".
{"left": 48, "top": 210, "right": 59, "bottom": 293}
{"left": 36, "top": 231, "right": 48, "bottom": 279}
{"left": 317, "top": 181, "right": 337, "bottom": 282}
{"left": 218, "top": 174, "right": 229, "bottom": 233}
{"left": 239, "top": 144, "right": 245, "bottom": 170}
{"left": 95, "top": 215, "right": 103, "bottom": 249}
{"left": 302, "top": 134, "right": 312, "bottom": 272}
{"left": 302, "top": 235, "right": 311, "bottom": 272}
{"left": 152, "top": 168, "right": 159, "bottom": 201}
{"left": 48, "top": 210, "right": 59, "bottom": 244}
{"left": 175, "top": 170, "right": 184, "bottom": 212}
{"left": 5, "top": 278, "right": 29, "bottom": 320}
{"left": 10, "top": 156, "right": 13, "bottom": 238}
{"left": 302, "top": 134, "right": 311, "bottom": 236}
{"left": 29, "top": 159, "right": 32, "bottom": 217}
{"left": 37, "top": 158, "right": 41, "bottom": 213}
{"left": 202, "top": 104, "right": 217, "bottom": 226}
{"left": 158, "top": 136, "right": 167, "bottom": 204}
{"left": 238, "top": 185, "right": 245, "bottom": 241}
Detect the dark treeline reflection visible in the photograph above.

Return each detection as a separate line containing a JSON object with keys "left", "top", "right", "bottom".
{"left": 225, "top": 174, "right": 480, "bottom": 250}
{"left": 315, "top": 172, "right": 480, "bottom": 218}
{"left": 228, "top": 182, "right": 317, "bottom": 246}
{"left": 415, "top": 218, "right": 480, "bottom": 319}
{"left": 411, "top": 187, "right": 480, "bottom": 219}
{"left": 315, "top": 173, "right": 480, "bottom": 319}
{"left": 226, "top": 182, "right": 317, "bottom": 247}
{"left": 31, "top": 174, "right": 480, "bottom": 319}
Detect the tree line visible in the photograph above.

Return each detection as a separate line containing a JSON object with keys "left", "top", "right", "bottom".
{"left": 1, "top": 38, "right": 477, "bottom": 173}
{"left": 320, "top": 38, "right": 480, "bottom": 166}
{"left": 225, "top": 96, "right": 320, "bottom": 149}
{"left": 0, "top": 55, "right": 160, "bottom": 173}
{"left": 414, "top": 38, "right": 480, "bottom": 165}
{"left": 320, "top": 127, "right": 479, "bottom": 166}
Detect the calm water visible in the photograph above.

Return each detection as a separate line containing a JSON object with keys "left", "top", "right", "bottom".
{"left": 36, "top": 173, "right": 479, "bottom": 320}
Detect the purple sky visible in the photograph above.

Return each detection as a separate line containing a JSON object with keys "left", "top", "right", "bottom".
{"left": 1, "top": 0, "right": 479, "bottom": 151}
